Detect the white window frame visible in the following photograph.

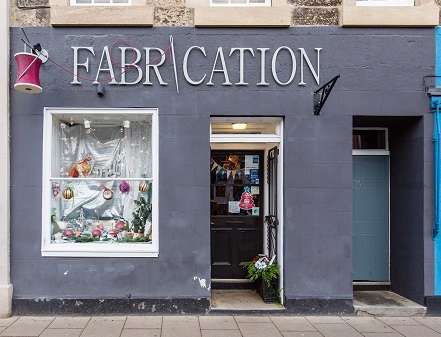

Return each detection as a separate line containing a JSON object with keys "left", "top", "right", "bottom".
{"left": 210, "top": 0, "right": 271, "bottom": 6}
{"left": 70, "top": 0, "right": 131, "bottom": 6}
{"left": 356, "top": 0, "right": 413, "bottom": 6}
{"left": 41, "top": 108, "right": 159, "bottom": 257}
{"left": 352, "top": 127, "right": 389, "bottom": 156}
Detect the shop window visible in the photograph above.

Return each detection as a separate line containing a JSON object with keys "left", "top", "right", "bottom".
{"left": 42, "top": 108, "right": 158, "bottom": 257}
{"left": 70, "top": 0, "right": 130, "bottom": 5}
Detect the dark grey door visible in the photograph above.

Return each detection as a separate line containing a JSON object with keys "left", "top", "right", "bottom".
{"left": 210, "top": 151, "right": 264, "bottom": 280}
{"left": 353, "top": 155, "right": 389, "bottom": 281}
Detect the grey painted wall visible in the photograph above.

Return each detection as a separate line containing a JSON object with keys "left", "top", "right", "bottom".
{"left": 9, "top": 27, "right": 435, "bottom": 303}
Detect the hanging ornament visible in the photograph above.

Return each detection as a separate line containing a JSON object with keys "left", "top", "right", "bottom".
{"left": 68, "top": 155, "right": 92, "bottom": 178}
{"left": 52, "top": 182, "right": 61, "bottom": 198}
{"left": 239, "top": 186, "right": 255, "bottom": 210}
{"left": 119, "top": 181, "right": 130, "bottom": 193}
{"left": 139, "top": 181, "right": 149, "bottom": 193}
{"left": 62, "top": 186, "right": 74, "bottom": 200}
{"left": 64, "top": 229, "right": 74, "bottom": 236}
{"left": 100, "top": 185, "right": 114, "bottom": 200}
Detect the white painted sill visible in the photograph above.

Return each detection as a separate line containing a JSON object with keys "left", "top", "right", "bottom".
{"left": 194, "top": 7, "right": 291, "bottom": 27}
{"left": 42, "top": 243, "right": 159, "bottom": 257}
{"left": 51, "top": 5, "right": 154, "bottom": 26}
{"left": 342, "top": 0, "right": 439, "bottom": 27}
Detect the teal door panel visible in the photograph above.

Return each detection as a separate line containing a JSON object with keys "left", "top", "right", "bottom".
{"left": 353, "top": 155, "right": 389, "bottom": 281}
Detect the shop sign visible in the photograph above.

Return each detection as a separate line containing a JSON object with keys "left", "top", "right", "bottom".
{"left": 71, "top": 39, "right": 322, "bottom": 92}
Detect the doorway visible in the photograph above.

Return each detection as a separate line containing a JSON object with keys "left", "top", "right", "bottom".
{"left": 209, "top": 117, "right": 284, "bottom": 299}
{"left": 352, "top": 128, "right": 390, "bottom": 282}
{"left": 210, "top": 151, "right": 264, "bottom": 280}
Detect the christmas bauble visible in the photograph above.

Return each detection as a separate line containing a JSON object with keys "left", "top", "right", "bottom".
{"left": 119, "top": 181, "right": 130, "bottom": 193}
{"left": 62, "top": 188, "right": 74, "bottom": 200}
{"left": 103, "top": 189, "right": 113, "bottom": 200}
{"left": 115, "top": 221, "right": 126, "bottom": 230}
{"left": 64, "top": 229, "right": 74, "bottom": 236}
{"left": 92, "top": 229, "right": 101, "bottom": 237}
{"left": 139, "top": 181, "right": 149, "bottom": 192}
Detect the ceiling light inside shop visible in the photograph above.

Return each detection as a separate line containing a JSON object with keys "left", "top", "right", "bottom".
{"left": 232, "top": 123, "right": 247, "bottom": 130}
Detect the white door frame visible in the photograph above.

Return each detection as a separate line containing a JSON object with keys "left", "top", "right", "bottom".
{"left": 210, "top": 118, "right": 284, "bottom": 303}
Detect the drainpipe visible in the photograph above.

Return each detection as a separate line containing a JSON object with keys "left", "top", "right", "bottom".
{"left": 434, "top": 99, "right": 441, "bottom": 239}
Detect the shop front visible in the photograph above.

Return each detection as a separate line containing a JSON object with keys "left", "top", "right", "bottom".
{"left": 9, "top": 26, "right": 435, "bottom": 314}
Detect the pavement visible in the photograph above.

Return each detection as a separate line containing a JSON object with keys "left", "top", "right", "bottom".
{"left": 2, "top": 315, "right": 441, "bottom": 337}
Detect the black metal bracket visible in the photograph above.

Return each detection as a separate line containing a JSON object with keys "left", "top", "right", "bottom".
{"left": 313, "top": 74, "right": 340, "bottom": 115}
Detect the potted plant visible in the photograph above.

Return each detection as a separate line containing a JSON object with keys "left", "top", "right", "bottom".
{"left": 244, "top": 254, "right": 279, "bottom": 303}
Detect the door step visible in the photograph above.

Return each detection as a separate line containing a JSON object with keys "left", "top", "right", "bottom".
{"left": 211, "top": 289, "right": 284, "bottom": 313}
{"left": 354, "top": 291, "right": 426, "bottom": 316}
{"left": 211, "top": 279, "right": 256, "bottom": 289}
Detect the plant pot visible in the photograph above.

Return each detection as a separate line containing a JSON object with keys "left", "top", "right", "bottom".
{"left": 257, "top": 277, "right": 279, "bottom": 303}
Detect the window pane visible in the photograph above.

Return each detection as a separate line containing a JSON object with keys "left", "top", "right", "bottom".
{"left": 51, "top": 179, "right": 153, "bottom": 243}
{"left": 212, "top": 0, "right": 230, "bottom": 4}
{"left": 49, "top": 113, "right": 154, "bottom": 246}
{"left": 53, "top": 119, "right": 152, "bottom": 179}
{"left": 75, "top": 0, "right": 92, "bottom": 4}
{"left": 112, "top": 0, "right": 129, "bottom": 3}
{"left": 353, "top": 129, "right": 386, "bottom": 150}
{"left": 210, "top": 154, "right": 260, "bottom": 216}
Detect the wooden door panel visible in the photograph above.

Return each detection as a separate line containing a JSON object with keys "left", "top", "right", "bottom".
{"left": 211, "top": 228, "right": 232, "bottom": 266}
{"left": 237, "top": 228, "right": 259, "bottom": 266}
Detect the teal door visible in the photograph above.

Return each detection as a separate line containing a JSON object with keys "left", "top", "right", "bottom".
{"left": 353, "top": 155, "right": 389, "bottom": 281}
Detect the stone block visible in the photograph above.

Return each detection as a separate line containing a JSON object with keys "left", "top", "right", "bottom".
{"left": 9, "top": 6, "right": 50, "bottom": 26}
{"left": 292, "top": 7, "right": 339, "bottom": 25}
{"left": 154, "top": 7, "right": 194, "bottom": 26}
{"left": 16, "top": 0, "right": 49, "bottom": 9}
{"left": 290, "top": 0, "right": 341, "bottom": 5}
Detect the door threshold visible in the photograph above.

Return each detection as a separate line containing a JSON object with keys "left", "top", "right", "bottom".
{"left": 212, "top": 279, "right": 252, "bottom": 283}
{"left": 211, "top": 289, "right": 284, "bottom": 313}
{"left": 353, "top": 281, "right": 390, "bottom": 291}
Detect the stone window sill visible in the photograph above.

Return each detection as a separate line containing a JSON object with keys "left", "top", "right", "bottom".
{"left": 194, "top": 7, "right": 291, "bottom": 27}
{"left": 51, "top": 5, "right": 154, "bottom": 26}
{"left": 342, "top": 2, "right": 439, "bottom": 27}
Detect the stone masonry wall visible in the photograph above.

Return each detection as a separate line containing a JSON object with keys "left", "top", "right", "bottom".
{"left": 9, "top": 0, "right": 345, "bottom": 27}
{"left": 9, "top": 0, "right": 441, "bottom": 27}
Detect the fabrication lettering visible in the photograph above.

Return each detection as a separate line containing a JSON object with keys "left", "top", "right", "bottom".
{"left": 71, "top": 41, "right": 322, "bottom": 91}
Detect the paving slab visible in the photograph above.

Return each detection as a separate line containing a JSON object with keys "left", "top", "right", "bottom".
{"left": 120, "top": 328, "right": 161, "bottom": 337}
{"left": 376, "top": 317, "right": 421, "bottom": 326}
{"left": 0, "top": 317, "right": 54, "bottom": 337}
{"left": 80, "top": 316, "right": 125, "bottom": 337}
{"left": 392, "top": 325, "right": 441, "bottom": 337}
{"left": 413, "top": 317, "right": 441, "bottom": 333}
{"left": 47, "top": 317, "right": 90, "bottom": 329}
{"left": 342, "top": 317, "right": 396, "bottom": 333}
{"left": 0, "top": 318, "right": 19, "bottom": 328}
{"left": 270, "top": 317, "right": 317, "bottom": 332}
{"left": 235, "top": 315, "right": 272, "bottom": 323}
{"left": 362, "top": 333, "right": 406, "bottom": 337}
{"left": 313, "top": 323, "right": 364, "bottom": 337}
{"left": 237, "top": 322, "right": 283, "bottom": 337}
{"left": 199, "top": 316, "right": 238, "bottom": 330}
{"left": 39, "top": 328, "right": 83, "bottom": 337}
{"left": 124, "top": 316, "right": 162, "bottom": 329}
{"left": 281, "top": 333, "right": 324, "bottom": 337}
{"left": 161, "top": 316, "right": 201, "bottom": 337}
{"left": 201, "top": 330, "right": 242, "bottom": 337}
{"left": 306, "top": 316, "right": 345, "bottom": 324}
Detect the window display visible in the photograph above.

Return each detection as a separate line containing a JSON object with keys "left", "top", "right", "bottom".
{"left": 42, "top": 108, "right": 158, "bottom": 257}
